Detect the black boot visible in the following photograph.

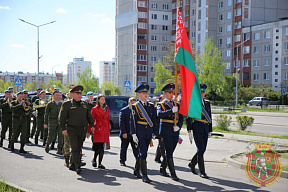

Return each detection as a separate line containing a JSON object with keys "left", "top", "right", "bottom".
{"left": 160, "top": 157, "right": 169, "bottom": 177}
{"left": 51, "top": 142, "right": 55, "bottom": 150}
{"left": 140, "top": 159, "right": 151, "bottom": 183}
{"left": 167, "top": 159, "right": 179, "bottom": 181}
{"left": 155, "top": 146, "right": 161, "bottom": 163}
{"left": 188, "top": 153, "right": 198, "bottom": 175}
{"left": 20, "top": 144, "right": 27, "bottom": 154}
{"left": 45, "top": 144, "right": 49, "bottom": 153}
{"left": 198, "top": 156, "right": 209, "bottom": 179}
{"left": 43, "top": 138, "right": 47, "bottom": 146}
{"left": 98, "top": 149, "right": 105, "bottom": 169}
{"left": 8, "top": 139, "right": 11, "bottom": 148}
{"left": 0, "top": 138, "right": 3, "bottom": 147}
{"left": 35, "top": 137, "right": 38, "bottom": 145}
{"left": 64, "top": 156, "right": 69, "bottom": 168}
{"left": 56, "top": 147, "right": 63, "bottom": 155}
{"left": 133, "top": 158, "right": 142, "bottom": 178}
{"left": 10, "top": 143, "right": 14, "bottom": 152}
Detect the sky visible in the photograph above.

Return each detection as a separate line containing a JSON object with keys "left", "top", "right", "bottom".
{"left": 0, "top": 0, "right": 116, "bottom": 78}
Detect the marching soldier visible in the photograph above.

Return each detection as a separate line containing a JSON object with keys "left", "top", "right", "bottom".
{"left": 130, "top": 84, "right": 157, "bottom": 183}
{"left": 186, "top": 84, "right": 212, "bottom": 179}
{"left": 10, "top": 91, "right": 27, "bottom": 153}
{"left": 59, "top": 85, "right": 94, "bottom": 174}
{"left": 157, "top": 83, "right": 183, "bottom": 181}
{"left": 23, "top": 90, "right": 33, "bottom": 144}
{"left": 0, "top": 90, "right": 13, "bottom": 148}
{"left": 34, "top": 90, "right": 47, "bottom": 145}
{"left": 8, "top": 87, "right": 16, "bottom": 99}
{"left": 30, "top": 88, "right": 43, "bottom": 138}
{"left": 119, "top": 97, "right": 139, "bottom": 168}
{"left": 44, "top": 90, "right": 63, "bottom": 154}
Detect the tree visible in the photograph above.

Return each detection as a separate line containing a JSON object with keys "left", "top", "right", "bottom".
{"left": 220, "top": 74, "right": 237, "bottom": 101}
{"left": 196, "top": 38, "right": 226, "bottom": 101}
{"left": 101, "top": 81, "right": 121, "bottom": 96}
{"left": 153, "top": 59, "right": 174, "bottom": 93}
{"left": 4, "top": 81, "right": 14, "bottom": 90}
{"left": 46, "top": 79, "right": 70, "bottom": 93}
{"left": 77, "top": 68, "right": 99, "bottom": 95}
{"left": 23, "top": 81, "right": 37, "bottom": 92}
{"left": 0, "top": 79, "right": 4, "bottom": 93}
{"left": 238, "top": 86, "right": 260, "bottom": 101}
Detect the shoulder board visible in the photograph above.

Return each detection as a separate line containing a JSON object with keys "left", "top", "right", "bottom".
{"left": 148, "top": 102, "right": 154, "bottom": 105}
{"left": 158, "top": 101, "right": 164, "bottom": 104}
{"left": 132, "top": 103, "right": 137, "bottom": 106}
{"left": 204, "top": 99, "right": 210, "bottom": 102}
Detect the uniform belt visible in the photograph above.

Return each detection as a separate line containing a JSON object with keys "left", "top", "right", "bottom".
{"left": 160, "top": 119, "right": 178, "bottom": 124}
{"left": 13, "top": 116, "right": 26, "bottom": 119}
{"left": 194, "top": 119, "right": 209, "bottom": 124}
{"left": 137, "top": 121, "right": 148, "bottom": 125}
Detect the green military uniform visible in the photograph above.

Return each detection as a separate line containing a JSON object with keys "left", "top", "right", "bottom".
{"left": 30, "top": 95, "right": 39, "bottom": 138}
{"left": 10, "top": 98, "right": 27, "bottom": 153}
{"left": 0, "top": 97, "right": 12, "bottom": 147}
{"left": 83, "top": 100, "right": 95, "bottom": 141}
{"left": 44, "top": 100, "right": 63, "bottom": 153}
{"left": 63, "top": 134, "right": 71, "bottom": 166}
{"left": 34, "top": 99, "right": 47, "bottom": 145}
{"left": 24, "top": 97, "right": 33, "bottom": 143}
{"left": 59, "top": 85, "right": 94, "bottom": 174}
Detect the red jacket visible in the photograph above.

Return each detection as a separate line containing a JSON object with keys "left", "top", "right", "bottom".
{"left": 88, "top": 106, "right": 110, "bottom": 143}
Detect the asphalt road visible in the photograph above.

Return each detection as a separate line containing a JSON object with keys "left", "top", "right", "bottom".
{"left": 0, "top": 134, "right": 288, "bottom": 192}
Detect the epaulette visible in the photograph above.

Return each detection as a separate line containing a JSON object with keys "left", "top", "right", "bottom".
{"left": 158, "top": 101, "right": 164, "bottom": 104}
{"left": 148, "top": 102, "right": 154, "bottom": 105}
{"left": 132, "top": 103, "right": 137, "bottom": 106}
{"left": 204, "top": 99, "right": 210, "bottom": 102}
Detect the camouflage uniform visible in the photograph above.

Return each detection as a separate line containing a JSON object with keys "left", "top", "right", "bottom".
{"left": 0, "top": 97, "right": 12, "bottom": 147}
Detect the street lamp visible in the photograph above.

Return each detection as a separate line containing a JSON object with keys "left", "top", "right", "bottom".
{"left": 19, "top": 18, "right": 56, "bottom": 88}
{"left": 52, "top": 64, "right": 60, "bottom": 85}
{"left": 235, "top": 39, "right": 248, "bottom": 107}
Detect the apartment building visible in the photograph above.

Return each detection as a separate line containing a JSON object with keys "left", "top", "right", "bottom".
{"left": 99, "top": 59, "right": 116, "bottom": 87}
{"left": 67, "top": 57, "right": 91, "bottom": 84}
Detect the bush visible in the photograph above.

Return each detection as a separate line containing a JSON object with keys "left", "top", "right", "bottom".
{"left": 236, "top": 115, "right": 254, "bottom": 131}
{"left": 215, "top": 114, "right": 232, "bottom": 131}
{"left": 267, "top": 91, "right": 280, "bottom": 101}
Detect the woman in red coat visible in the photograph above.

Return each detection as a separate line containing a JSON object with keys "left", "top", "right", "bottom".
{"left": 88, "top": 94, "right": 110, "bottom": 169}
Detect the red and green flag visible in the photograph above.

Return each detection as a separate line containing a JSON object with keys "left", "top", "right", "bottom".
{"left": 174, "top": 8, "right": 202, "bottom": 119}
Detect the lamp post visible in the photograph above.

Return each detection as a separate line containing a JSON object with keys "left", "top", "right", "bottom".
{"left": 52, "top": 64, "right": 60, "bottom": 85}
{"left": 235, "top": 39, "right": 248, "bottom": 107}
{"left": 19, "top": 18, "right": 56, "bottom": 88}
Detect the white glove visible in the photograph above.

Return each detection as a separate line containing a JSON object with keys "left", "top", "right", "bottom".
{"left": 172, "top": 106, "right": 178, "bottom": 113}
{"left": 208, "top": 132, "right": 212, "bottom": 138}
{"left": 188, "top": 132, "right": 193, "bottom": 144}
{"left": 132, "top": 134, "right": 139, "bottom": 144}
{"left": 173, "top": 126, "right": 180, "bottom": 132}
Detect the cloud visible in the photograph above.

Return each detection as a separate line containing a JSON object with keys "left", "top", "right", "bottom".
{"left": 10, "top": 44, "right": 26, "bottom": 48}
{"left": 0, "top": 6, "right": 10, "bottom": 10}
{"left": 101, "top": 18, "right": 113, "bottom": 23}
{"left": 56, "top": 8, "right": 67, "bottom": 13}
{"left": 68, "top": 45, "right": 80, "bottom": 49}
{"left": 87, "top": 13, "right": 106, "bottom": 17}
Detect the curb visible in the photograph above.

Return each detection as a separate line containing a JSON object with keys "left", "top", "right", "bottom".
{"left": 221, "top": 137, "right": 288, "bottom": 147}
{"left": 227, "top": 153, "right": 288, "bottom": 179}
{"left": 3, "top": 180, "right": 32, "bottom": 192}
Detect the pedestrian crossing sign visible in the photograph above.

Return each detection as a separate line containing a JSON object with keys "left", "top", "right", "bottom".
{"left": 15, "top": 78, "right": 22, "bottom": 85}
{"left": 124, "top": 80, "right": 131, "bottom": 88}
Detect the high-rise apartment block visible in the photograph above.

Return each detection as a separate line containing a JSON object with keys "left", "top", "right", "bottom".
{"left": 99, "top": 59, "right": 116, "bottom": 87}
{"left": 115, "top": 0, "right": 288, "bottom": 96}
{"left": 67, "top": 57, "right": 91, "bottom": 84}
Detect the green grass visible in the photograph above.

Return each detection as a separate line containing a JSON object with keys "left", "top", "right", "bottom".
{"left": 0, "top": 181, "right": 21, "bottom": 192}
{"left": 246, "top": 107, "right": 288, "bottom": 113}
{"left": 212, "top": 111, "right": 239, "bottom": 114}
{"left": 213, "top": 126, "right": 288, "bottom": 140}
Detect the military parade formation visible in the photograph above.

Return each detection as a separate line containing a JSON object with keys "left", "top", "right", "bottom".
{"left": 0, "top": 83, "right": 212, "bottom": 183}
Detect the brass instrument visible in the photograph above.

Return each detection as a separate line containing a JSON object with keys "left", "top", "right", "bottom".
{"left": 33, "top": 99, "right": 48, "bottom": 110}
{"left": 47, "top": 86, "right": 55, "bottom": 101}
{"left": 22, "top": 98, "right": 31, "bottom": 116}
{"left": 11, "top": 95, "right": 17, "bottom": 101}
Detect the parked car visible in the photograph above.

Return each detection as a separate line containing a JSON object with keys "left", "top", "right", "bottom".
{"left": 93, "top": 96, "right": 129, "bottom": 132}
{"left": 248, "top": 97, "right": 268, "bottom": 106}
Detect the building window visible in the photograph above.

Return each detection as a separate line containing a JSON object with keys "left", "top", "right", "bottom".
{"left": 151, "top": 78, "right": 154, "bottom": 83}
{"left": 138, "top": 44, "right": 147, "bottom": 50}
{"left": 244, "top": 8, "right": 249, "bottom": 18}
{"left": 254, "top": 32, "right": 260, "bottom": 40}
{"left": 218, "top": 1, "right": 223, "bottom": 9}
{"left": 226, "top": 50, "right": 231, "bottom": 57}
{"left": 253, "top": 73, "right": 259, "bottom": 81}
{"left": 234, "top": 47, "right": 240, "bottom": 55}
{"left": 226, "top": 62, "right": 231, "bottom": 69}
{"left": 275, "top": 65, "right": 278, "bottom": 68}
{"left": 264, "top": 31, "right": 271, "bottom": 39}
{"left": 198, "top": 22, "right": 201, "bottom": 31}
{"left": 243, "top": 72, "right": 249, "bottom": 80}
{"left": 151, "top": 56, "right": 157, "bottom": 62}
{"left": 227, "top": 0, "right": 232, "bottom": 6}
{"left": 198, "top": 0, "right": 201, "bottom": 7}
{"left": 234, "top": 60, "right": 240, "bottom": 67}
{"left": 192, "top": 9, "right": 195, "bottom": 16}
{"left": 227, "top": 37, "right": 231, "bottom": 45}
{"left": 275, "top": 50, "right": 278, "bottom": 54}
{"left": 264, "top": 59, "right": 270, "bottom": 66}
{"left": 162, "top": 46, "right": 168, "bottom": 52}
{"left": 253, "top": 60, "right": 259, "bottom": 67}
{"left": 234, "top": 34, "right": 241, "bottom": 42}
{"left": 138, "top": 34, "right": 147, "bottom": 40}
{"left": 285, "top": 28, "right": 288, "bottom": 35}
{"left": 138, "top": 1, "right": 147, "bottom": 7}
{"left": 276, "top": 43, "right": 279, "bottom": 47}
{"left": 172, "top": 24, "right": 176, "bottom": 30}
{"left": 236, "top": 0, "right": 242, "bottom": 3}
{"left": 151, "top": 35, "right": 157, "bottom": 41}
{"left": 218, "top": 27, "right": 223, "bottom": 33}
{"left": 163, "top": 4, "right": 169, "bottom": 10}
{"left": 254, "top": 46, "right": 259, "bottom": 54}
{"left": 172, "top": 13, "right": 176, "bottom": 20}
{"left": 137, "top": 65, "right": 147, "bottom": 71}
{"left": 244, "top": 32, "right": 250, "bottom": 41}
{"left": 276, "top": 36, "right": 279, "bottom": 39}
{"left": 163, "top": 15, "right": 168, "bottom": 20}
{"left": 227, "top": 12, "right": 232, "bottom": 19}
{"left": 138, "top": 22, "right": 147, "bottom": 29}
{"left": 285, "top": 72, "right": 288, "bottom": 80}
{"left": 275, "top": 72, "right": 278, "bottom": 75}
{"left": 137, "top": 55, "right": 147, "bottom": 61}
{"left": 218, "top": 14, "right": 223, "bottom": 21}
{"left": 184, "top": 21, "right": 189, "bottom": 27}
{"left": 152, "top": 14, "right": 157, "bottom": 19}
{"left": 218, "top": 39, "right": 223, "bottom": 46}
{"left": 245, "top": 0, "right": 249, "bottom": 5}
{"left": 264, "top": 44, "right": 271, "bottom": 53}
{"left": 151, "top": 3, "right": 157, "bottom": 9}
{"left": 235, "top": 8, "right": 241, "bottom": 16}
{"left": 264, "top": 73, "right": 270, "bottom": 80}
{"left": 138, "top": 12, "right": 147, "bottom": 18}
{"left": 162, "top": 25, "right": 168, "bottom": 31}
{"left": 244, "top": 59, "right": 249, "bottom": 67}
{"left": 151, "top": 46, "right": 157, "bottom": 52}
{"left": 191, "top": 32, "right": 195, "bottom": 38}
{"left": 191, "top": 20, "right": 195, "bottom": 27}
{"left": 185, "top": 10, "right": 189, "bottom": 17}
{"left": 227, "top": 25, "right": 231, "bottom": 32}
{"left": 275, "top": 57, "right": 278, "bottom": 61}
{"left": 243, "top": 46, "right": 250, "bottom": 54}
{"left": 284, "top": 57, "right": 288, "bottom": 65}
{"left": 162, "top": 35, "right": 168, "bottom": 42}
{"left": 137, "top": 76, "right": 147, "bottom": 82}
{"left": 198, "top": 33, "right": 201, "bottom": 43}
{"left": 235, "top": 21, "right": 241, "bottom": 29}
{"left": 151, "top": 24, "right": 157, "bottom": 30}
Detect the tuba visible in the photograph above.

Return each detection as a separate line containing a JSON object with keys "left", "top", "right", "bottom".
{"left": 33, "top": 99, "right": 48, "bottom": 110}
{"left": 22, "top": 98, "right": 31, "bottom": 115}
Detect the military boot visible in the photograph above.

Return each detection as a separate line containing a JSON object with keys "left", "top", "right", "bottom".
{"left": 42, "top": 138, "right": 47, "bottom": 146}
{"left": 35, "top": 137, "right": 38, "bottom": 145}
{"left": 0, "top": 138, "right": 3, "bottom": 147}
{"left": 140, "top": 159, "right": 151, "bottom": 183}
{"left": 56, "top": 147, "right": 63, "bottom": 155}
{"left": 19, "top": 144, "right": 27, "bottom": 154}
{"left": 133, "top": 158, "right": 142, "bottom": 179}
{"left": 188, "top": 154, "right": 198, "bottom": 175}
{"left": 160, "top": 157, "right": 169, "bottom": 177}
{"left": 45, "top": 144, "right": 49, "bottom": 153}
{"left": 64, "top": 156, "right": 69, "bottom": 168}
{"left": 8, "top": 140, "right": 11, "bottom": 148}
{"left": 50, "top": 141, "right": 55, "bottom": 150}
{"left": 198, "top": 156, "right": 209, "bottom": 179}
{"left": 167, "top": 159, "right": 179, "bottom": 181}
{"left": 10, "top": 143, "right": 14, "bottom": 152}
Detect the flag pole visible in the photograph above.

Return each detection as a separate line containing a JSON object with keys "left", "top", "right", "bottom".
{"left": 174, "top": 0, "right": 180, "bottom": 127}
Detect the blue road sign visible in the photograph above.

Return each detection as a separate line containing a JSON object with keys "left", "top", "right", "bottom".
{"left": 137, "top": 82, "right": 141, "bottom": 86}
{"left": 124, "top": 80, "right": 131, "bottom": 88}
{"left": 127, "top": 87, "right": 131, "bottom": 92}
{"left": 281, "top": 88, "right": 285, "bottom": 96}
{"left": 14, "top": 78, "right": 22, "bottom": 85}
